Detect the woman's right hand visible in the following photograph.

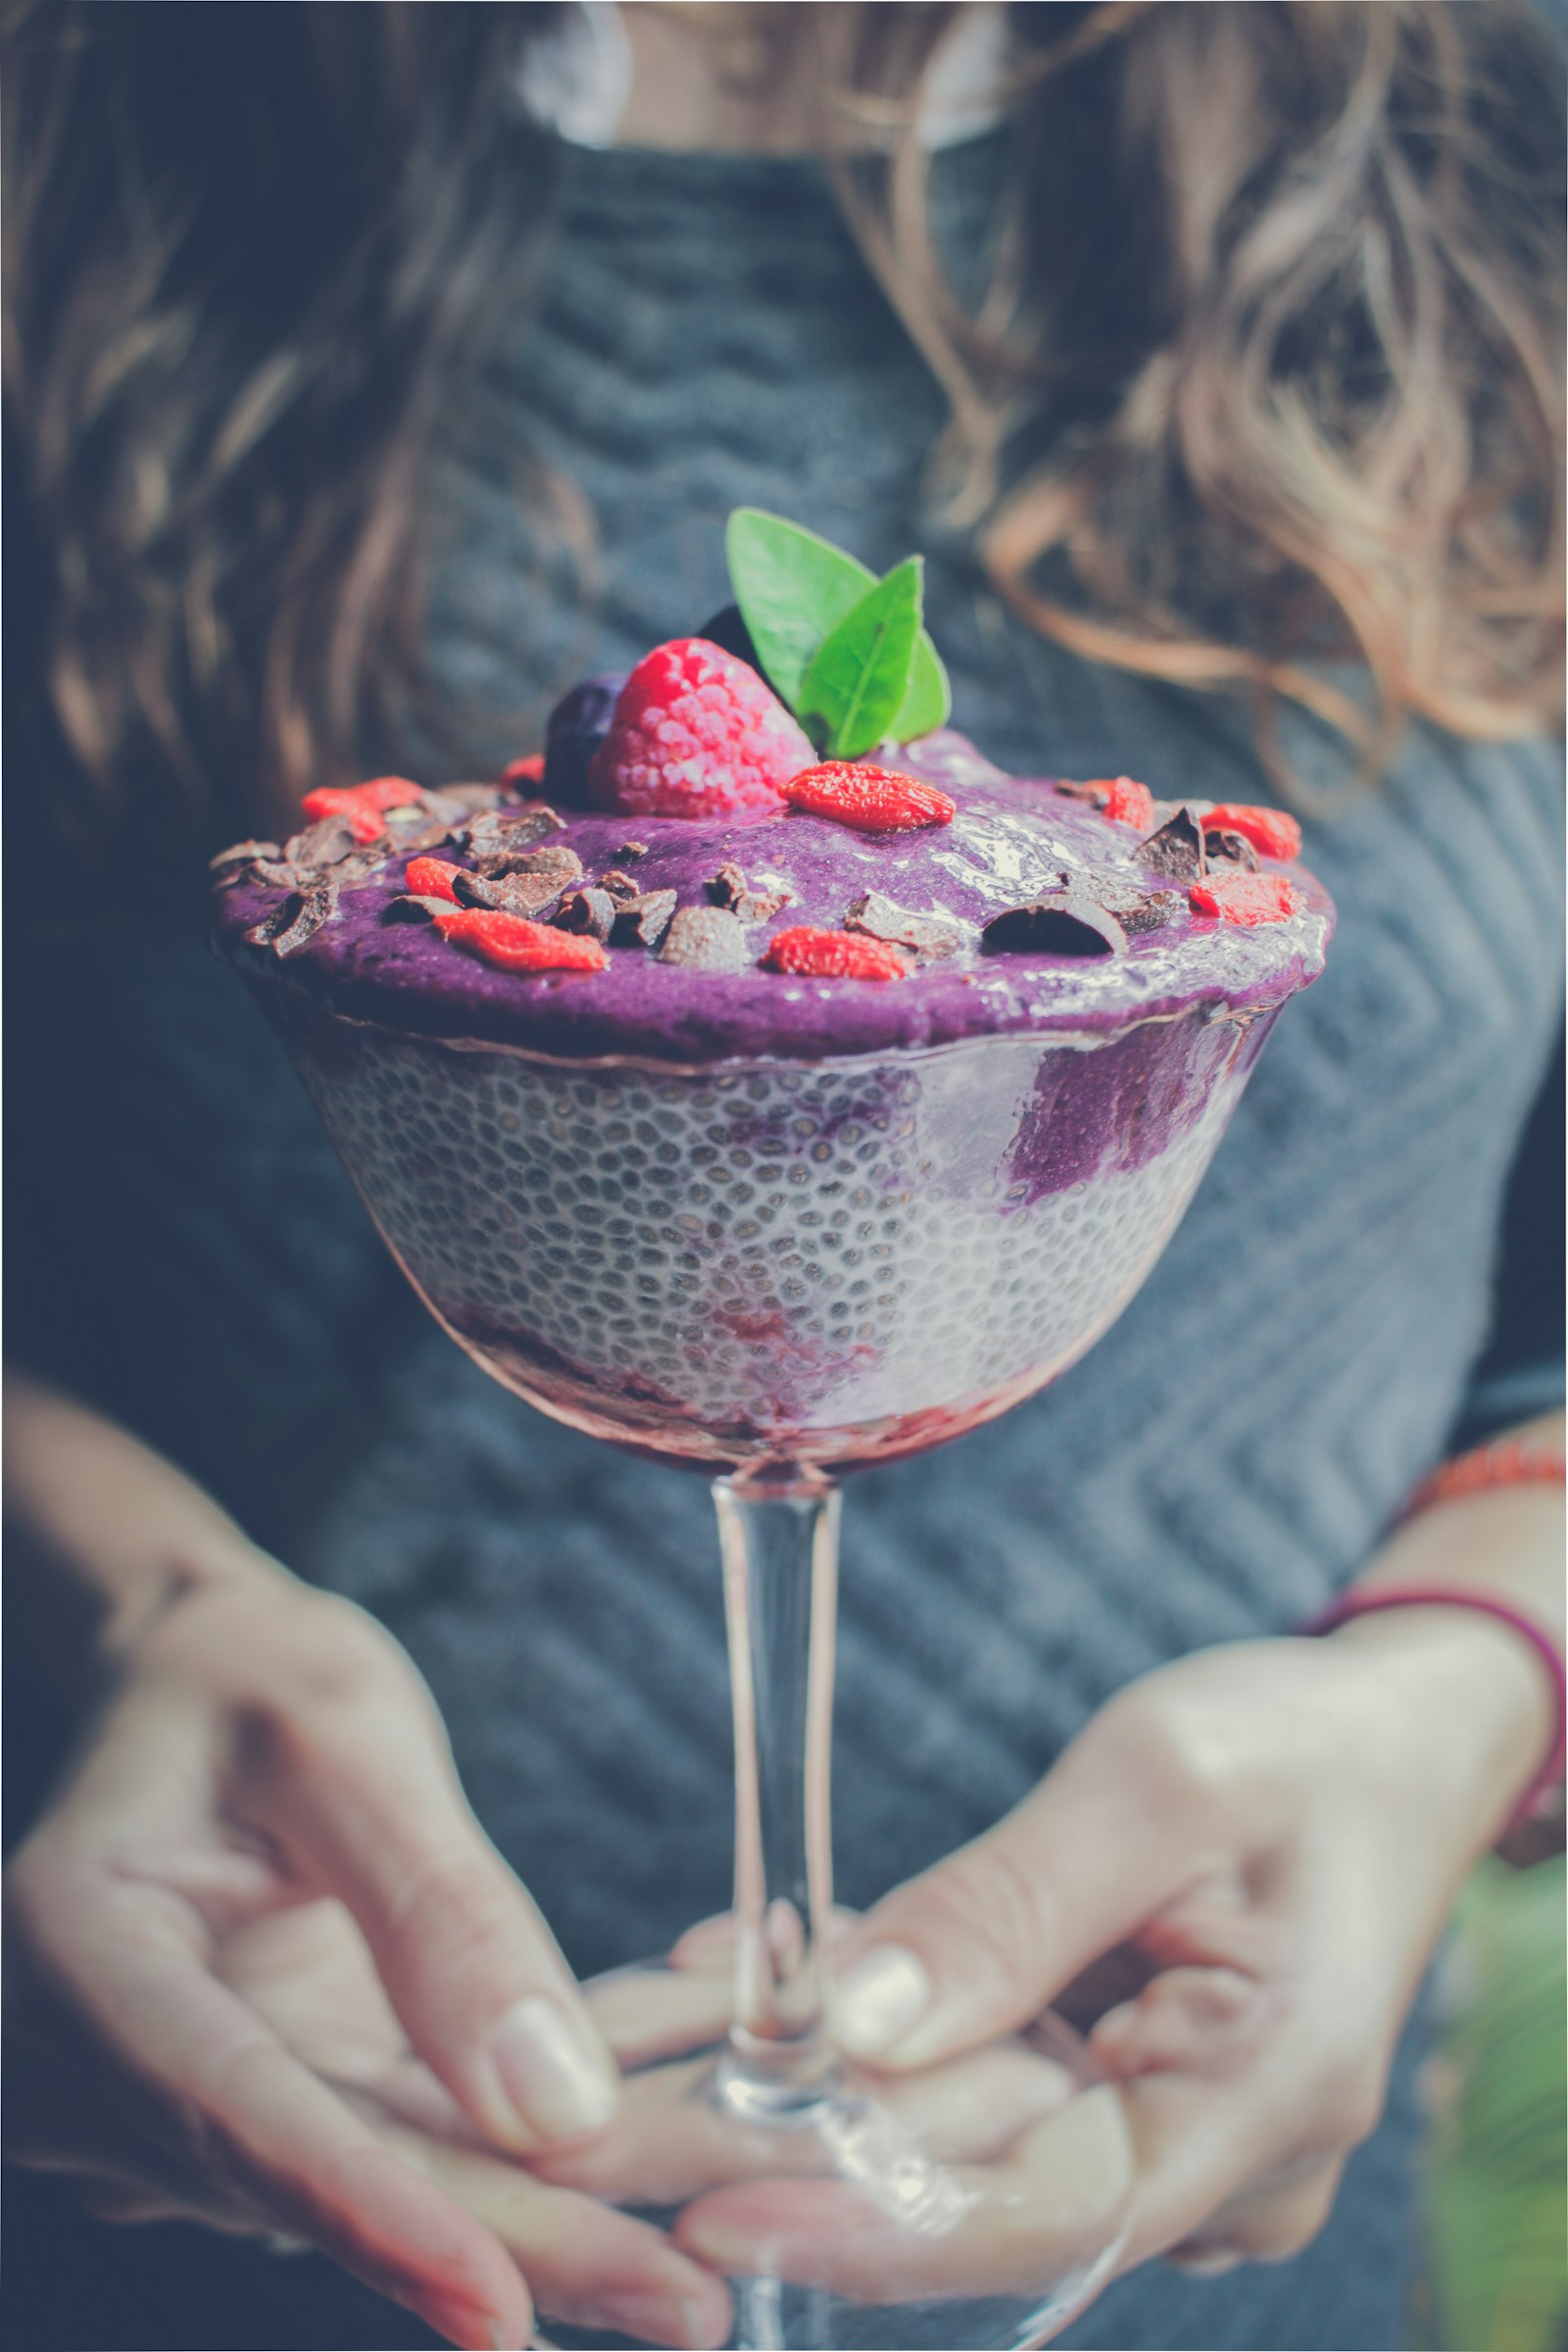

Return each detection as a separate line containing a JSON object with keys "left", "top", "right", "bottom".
{"left": 4, "top": 1564, "right": 730, "bottom": 2351}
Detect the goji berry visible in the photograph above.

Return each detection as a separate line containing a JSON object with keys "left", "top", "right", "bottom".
{"left": 403, "top": 857, "right": 463, "bottom": 903}
{"left": 1189, "top": 872, "right": 1301, "bottom": 926}
{"left": 301, "top": 776, "right": 422, "bottom": 839}
{"left": 780, "top": 762, "right": 956, "bottom": 832}
{"left": 760, "top": 926, "right": 909, "bottom": 980}
{"left": 1200, "top": 803, "right": 1302, "bottom": 861}
{"left": 1084, "top": 776, "right": 1155, "bottom": 828}
{"left": 500, "top": 753, "right": 547, "bottom": 788}
{"left": 433, "top": 907, "right": 608, "bottom": 973}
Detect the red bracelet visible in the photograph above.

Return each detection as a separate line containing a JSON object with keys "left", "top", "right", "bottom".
{"left": 1399, "top": 1434, "right": 1566, "bottom": 1524}
{"left": 1302, "top": 1586, "right": 1567, "bottom": 1833}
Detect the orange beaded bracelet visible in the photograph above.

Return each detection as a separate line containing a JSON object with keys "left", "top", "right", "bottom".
{"left": 1399, "top": 1434, "right": 1566, "bottom": 1525}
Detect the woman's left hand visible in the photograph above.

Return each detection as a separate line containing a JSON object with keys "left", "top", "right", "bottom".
{"left": 675, "top": 1613, "right": 1551, "bottom": 2286}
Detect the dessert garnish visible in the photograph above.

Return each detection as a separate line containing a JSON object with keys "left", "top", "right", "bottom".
{"left": 760, "top": 926, "right": 908, "bottom": 981}
{"left": 246, "top": 879, "right": 340, "bottom": 956}
{"left": 433, "top": 907, "right": 608, "bottom": 972}
{"left": 1205, "top": 828, "right": 1260, "bottom": 869}
{"left": 982, "top": 893, "right": 1129, "bottom": 957}
{"left": 706, "top": 861, "right": 793, "bottom": 921}
{"left": 780, "top": 761, "right": 956, "bottom": 833}
{"left": 659, "top": 906, "right": 751, "bottom": 970}
{"left": 462, "top": 806, "right": 569, "bottom": 864}
{"left": 556, "top": 888, "right": 617, "bottom": 943}
{"left": 588, "top": 639, "right": 813, "bottom": 822}
{"left": 452, "top": 866, "right": 569, "bottom": 918}
{"left": 384, "top": 893, "right": 452, "bottom": 922}
{"left": 1136, "top": 808, "right": 1206, "bottom": 882}
{"left": 300, "top": 775, "right": 422, "bottom": 842}
{"left": 1189, "top": 872, "right": 1302, "bottom": 926}
{"left": 403, "top": 857, "right": 462, "bottom": 903}
{"left": 1054, "top": 775, "right": 1154, "bottom": 828}
{"left": 500, "top": 753, "right": 547, "bottom": 789}
{"left": 610, "top": 889, "right": 677, "bottom": 950}
{"left": 843, "top": 892, "right": 961, "bottom": 961}
{"left": 1200, "top": 804, "right": 1302, "bottom": 861}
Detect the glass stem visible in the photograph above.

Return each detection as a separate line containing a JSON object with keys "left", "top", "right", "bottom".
{"left": 712, "top": 1477, "right": 841, "bottom": 2114}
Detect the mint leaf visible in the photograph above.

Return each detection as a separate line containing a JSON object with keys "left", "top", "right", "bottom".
{"left": 799, "top": 558, "right": 923, "bottom": 759}
{"left": 892, "top": 633, "right": 952, "bottom": 740}
{"left": 726, "top": 510, "right": 874, "bottom": 706}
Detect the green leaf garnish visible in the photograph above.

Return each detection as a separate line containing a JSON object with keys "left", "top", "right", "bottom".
{"left": 799, "top": 558, "right": 923, "bottom": 759}
{"left": 725, "top": 508, "right": 953, "bottom": 745}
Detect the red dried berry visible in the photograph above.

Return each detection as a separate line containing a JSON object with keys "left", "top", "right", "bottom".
{"left": 760, "top": 925, "right": 909, "bottom": 980}
{"left": 780, "top": 762, "right": 956, "bottom": 833}
{"left": 1200, "top": 803, "right": 1302, "bottom": 862}
{"left": 588, "top": 638, "right": 813, "bottom": 822}
{"left": 1189, "top": 872, "right": 1301, "bottom": 926}
{"left": 500, "top": 753, "right": 547, "bottom": 789}
{"left": 433, "top": 907, "right": 609, "bottom": 973}
{"left": 301, "top": 776, "right": 422, "bottom": 843}
{"left": 403, "top": 856, "right": 463, "bottom": 903}
{"left": 1084, "top": 776, "right": 1156, "bottom": 829}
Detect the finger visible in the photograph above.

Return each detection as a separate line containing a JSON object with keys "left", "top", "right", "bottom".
{"left": 668, "top": 1906, "right": 860, "bottom": 1974}
{"left": 24, "top": 1869, "right": 532, "bottom": 2352}
{"left": 831, "top": 1708, "right": 1210, "bottom": 2067}
{"left": 1090, "top": 1967, "right": 1269, "bottom": 2080}
{"left": 1173, "top": 2157, "right": 1345, "bottom": 2266}
{"left": 675, "top": 2081, "right": 1135, "bottom": 2301}
{"left": 378, "top": 2123, "right": 733, "bottom": 2352}
{"left": 240, "top": 1625, "right": 619, "bottom": 2149}
{"left": 584, "top": 1964, "right": 734, "bottom": 2068}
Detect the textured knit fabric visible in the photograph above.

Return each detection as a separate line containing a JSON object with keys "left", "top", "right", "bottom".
{"left": 6, "top": 135, "right": 1564, "bottom": 2352}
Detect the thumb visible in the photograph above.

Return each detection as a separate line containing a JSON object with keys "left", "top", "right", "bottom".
{"left": 251, "top": 1633, "right": 619, "bottom": 2154}
{"left": 830, "top": 1708, "right": 1198, "bottom": 2069}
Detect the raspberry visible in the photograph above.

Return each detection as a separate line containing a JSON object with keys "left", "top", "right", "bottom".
{"left": 1087, "top": 776, "right": 1155, "bottom": 829}
{"left": 1189, "top": 872, "right": 1301, "bottom": 926}
{"left": 780, "top": 762, "right": 956, "bottom": 833}
{"left": 500, "top": 753, "right": 546, "bottom": 789}
{"left": 760, "top": 925, "right": 909, "bottom": 980}
{"left": 403, "top": 856, "right": 463, "bottom": 903}
{"left": 1200, "top": 803, "right": 1302, "bottom": 861}
{"left": 587, "top": 639, "right": 813, "bottom": 823}
{"left": 433, "top": 907, "right": 608, "bottom": 973}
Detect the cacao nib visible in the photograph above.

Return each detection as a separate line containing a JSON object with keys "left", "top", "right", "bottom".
{"left": 981, "top": 891, "right": 1126, "bottom": 957}
{"left": 1204, "top": 826, "right": 1260, "bottom": 869}
{"left": 613, "top": 841, "right": 649, "bottom": 860}
{"left": 383, "top": 894, "right": 452, "bottom": 922}
{"left": 247, "top": 858, "right": 309, "bottom": 889}
{"left": 210, "top": 838, "right": 280, "bottom": 871}
{"left": 1094, "top": 886, "right": 1181, "bottom": 936}
{"left": 284, "top": 817, "right": 360, "bottom": 869}
{"left": 611, "top": 889, "right": 678, "bottom": 950}
{"left": 599, "top": 868, "right": 642, "bottom": 903}
{"left": 264, "top": 880, "right": 340, "bottom": 956}
{"left": 556, "top": 887, "right": 616, "bottom": 943}
{"left": 706, "top": 860, "right": 793, "bottom": 923}
{"left": 843, "top": 890, "right": 962, "bottom": 961}
{"left": 453, "top": 867, "right": 565, "bottom": 917}
{"left": 463, "top": 803, "right": 566, "bottom": 859}
{"left": 1136, "top": 807, "right": 1206, "bottom": 883}
{"left": 658, "top": 905, "right": 750, "bottom": 970}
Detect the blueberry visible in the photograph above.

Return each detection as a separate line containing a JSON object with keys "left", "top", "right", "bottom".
{"left": 696, "top": 604, "right": 768, "bottom": 683}
{"left": 543, "top": 672, "right": 625, "bottom": 803}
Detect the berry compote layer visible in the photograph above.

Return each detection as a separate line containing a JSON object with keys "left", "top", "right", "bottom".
{"left": 212, "top": 733, "right": 1332, "bottom": 1477}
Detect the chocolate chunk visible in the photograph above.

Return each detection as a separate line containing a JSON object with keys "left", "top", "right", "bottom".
{"left": 383, "top": 815, "right": 455, "bottom": 856}
{"left": 1094, "top": 885, "right": 1181, "bottom": 937}
{"left": 1052, "top": 778, "right": 1111, "bottom": 809}
{"left": 843, "top": 890, "right": 962, "bottom": 961}
{"left": 1203, "top": 825, "right": 1260, "bottom": 870}
{"left": 452, "top": 866, "right": 565, "bottom": 917}
{"left": 423, "top": 782, "right": 509, "bottom": 824}
{"left": 706, "top": 860, "right": 794, "bottom": 923}
{"left": 210, "top": 838, "right": 280, "bottom": 871}
{"left": 474, "top": 838, "right": 583, "bottom": 887}
{"left": 556, "top": 888, "right": 616, "bottom": 943}
{"left": 658, "top": 905, "right": 750, "bottom": 970}
{"left": 331, "top": 851, "right": 393, "bottom": 889}
{"left": 611, "top": 888, "right": 678, "bottom": 951}
{"left": 248, "top": 858, "right": 309, "bottom": 889}
{"left": 981, "top": 891, "right": 1126, "bottom": 957}
{"left": 1135, "top": 807, "right": 1206, "bottom": 883}
{"left": 255, "top": 880, "right": 340, "bottom": 956}
{"left": 383, "top": 893, "right": 453, "bottom": 923}
{"left": 284, "top": 817, "right": 361, "bottom": 870}
{"left": 599, "top": 868, "right": 643, "bottom": 903}
{"left": 613, "top": 841, "right": 649, "bottom": 860}
{"left": 463, "top": 802, "right": 566, "bottom": 858}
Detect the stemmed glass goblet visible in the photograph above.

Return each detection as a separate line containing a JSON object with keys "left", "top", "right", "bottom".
{"left": 260, "top": 980, "right": 1284, "bottom": 2350}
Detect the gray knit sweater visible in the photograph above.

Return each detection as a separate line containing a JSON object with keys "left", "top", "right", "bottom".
{"left": 9, "top": 138, "right": 1563, "bottom": 2352}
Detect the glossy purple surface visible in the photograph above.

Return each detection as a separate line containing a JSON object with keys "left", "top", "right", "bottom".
{"left": 212, "top": 732, "right": 1333, "bottom": 1065}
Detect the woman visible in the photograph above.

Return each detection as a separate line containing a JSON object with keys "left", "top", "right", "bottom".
{"left": 3, "top": 6, "right": 1563, "bottom": 2349}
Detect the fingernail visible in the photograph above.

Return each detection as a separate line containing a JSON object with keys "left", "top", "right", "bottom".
{"left": 485, "top": 1995, "right": 618, "bottom": 2141}
{"left": 415, "top": 2299, "right": 514, "bottom": 2351}
{"left": 1171, "top": 2247, "right": 1243, "bottom": 2278}
{"left": 832, "top": 1942, "right": 931, "bottom": 2057}
{"left": 596, "top": 2290, "right": 710, "bottom": 2348}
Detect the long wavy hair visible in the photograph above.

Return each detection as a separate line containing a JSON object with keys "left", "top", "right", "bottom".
{"left": 3, "top": 0, "right": 1562, "bottom": 856}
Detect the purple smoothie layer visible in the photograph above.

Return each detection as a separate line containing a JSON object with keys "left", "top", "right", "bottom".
{"left": 212, "top": 733, "right": 1333, "bottom": 1064}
